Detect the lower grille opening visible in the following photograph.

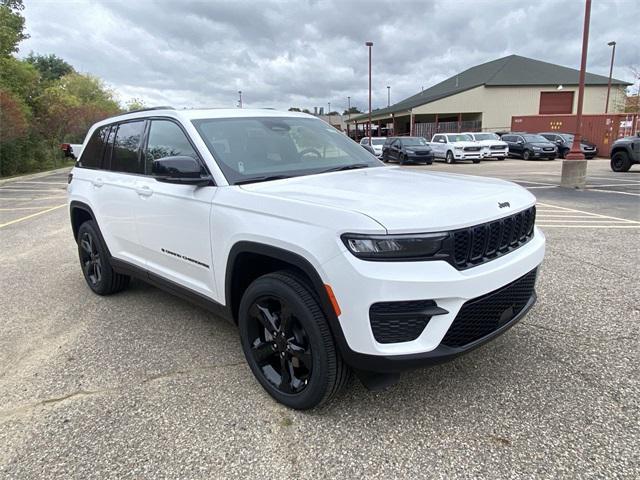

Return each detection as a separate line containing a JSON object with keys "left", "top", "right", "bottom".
{"left": 440, "top": 269, "right": 537, "bottom": 348}
{"left": 370, "top": 300, "right": 446, "bottom": 344}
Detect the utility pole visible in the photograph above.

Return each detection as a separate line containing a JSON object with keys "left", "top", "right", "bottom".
{"left": 561, "top": 0, "right": 591, "bottom": 188}
{"left": 347, "top": 96, "right": 351, "bottom": 138}
{"left": 238, "top": 90, "right": 243, "bottom": 108}
{"left": 605, "top": 41, "right": 616, "bottom": 113}
{"left": 387, "top": 86, "right": 390, "bottom": 107}
{"left": 366, "top": 41, "right": 373, "bottom": 144}
{"left": 328, "top": 102, "right": 331, "bottom": 115}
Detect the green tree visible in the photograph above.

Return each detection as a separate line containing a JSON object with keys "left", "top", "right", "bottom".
{"left": 0, "top": 0, "right": 28, "bottom": 57}
{"left": 0, "top": 56, "right": 39, "bottom": 100}
{"left": 343, "top": 106, "right": 362, "bottom": 115}
{"left": 26, "top": 53, "right": 74, "bottom": 83}
{"left": 126, "top": 97, "right": 146, "bottom": 111}
{"left": 288, "top": 107, "right": 301, "bottom": 112}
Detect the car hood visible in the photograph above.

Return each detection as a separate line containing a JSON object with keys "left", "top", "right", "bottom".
{"left": 448, "top": 141, "right": 481, "bottom": 148}
{"left": 530, "top": 142, "right": 556, "bottom": 148}
{"left": 475, "top": 140, "right": 507, "bottom": 147}
{"left": 404, "top": 145, "right": 432, "bottom": 151}
{"left": 239, "top": 167, "right": 535, "bottom": 234}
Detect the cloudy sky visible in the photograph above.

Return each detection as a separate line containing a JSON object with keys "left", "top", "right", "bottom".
{"left": 19, "top": 0, "right": 640, "bottom": 112}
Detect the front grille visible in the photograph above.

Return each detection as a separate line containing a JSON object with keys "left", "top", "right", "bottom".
{"left": 370, "top": 300, "right": 438, "bottom": 344}
{"left": 464, "top": 146, "right": 481, "bottom": 152}
{"left": 441, "top": 269, "right": 537, "bottom": 348}
{"left": 490, "top": 145, "right": 505, "bottom": 150}
{"left": 415, "top": 151, "right": 430, "bottom": 155}
{"left": 451, "top": 206, "right": 536, "bottom": 269}
{"left": 543, "top": 147, "right": 555, "bottom": 151}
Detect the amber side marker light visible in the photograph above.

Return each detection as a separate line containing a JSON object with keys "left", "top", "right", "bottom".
{"left": 324, "top": 284, "right": 341, "bottom": 317}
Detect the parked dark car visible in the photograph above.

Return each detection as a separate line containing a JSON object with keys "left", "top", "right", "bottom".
{"left": 382, "top": 137, "right": 433, "bottom": 165}
{"left": 539, "top": 132, "right": 598, "bottom": 159}
{"left": 609, "top": 134, "right": 640, "bottom": 172}
{"left": 502, "top": 133, "right": 557, "bottom": 160}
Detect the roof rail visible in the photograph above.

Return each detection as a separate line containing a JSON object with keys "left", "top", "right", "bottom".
{"left": 125, "top": 106, "right": 175, "bottom": 114}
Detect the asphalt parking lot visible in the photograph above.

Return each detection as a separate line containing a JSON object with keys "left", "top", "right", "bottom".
{"left": 1, "top": 159, "right": 639, "bottom": 479}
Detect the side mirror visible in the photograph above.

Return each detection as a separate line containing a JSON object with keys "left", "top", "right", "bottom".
{"left": 517, "top": 140, "right": 524, "bottom": 144}
{"left": 152, "top": 156, "right": 212, "bottom": 186}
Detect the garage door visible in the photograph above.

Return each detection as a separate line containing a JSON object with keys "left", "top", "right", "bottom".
{"left": 539, "top": 91, "right": 574, "bottom": 114}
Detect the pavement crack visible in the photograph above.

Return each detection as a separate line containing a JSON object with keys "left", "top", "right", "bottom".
{"left": 0, "top": 361, "right": 246, "bottom": 422}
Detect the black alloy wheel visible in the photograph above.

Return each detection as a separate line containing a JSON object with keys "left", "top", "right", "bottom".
{"left": 76, "top": 220, "right": 130, "bottom": 295}
{"left": 522, "top": 149, "right": 531, "bottom": 160}
{"left": 611, "top": 151, "right": 631, "bottom": 172}
{"left": 239, "top": 271, "right": 349, "bottom": 409}
{"left": 399, "top": 153, "right": 406, "bottom": 165}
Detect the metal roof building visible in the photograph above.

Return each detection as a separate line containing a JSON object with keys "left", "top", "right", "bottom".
{"left": 348, "top": 55, "right": 631, "bottom": 138}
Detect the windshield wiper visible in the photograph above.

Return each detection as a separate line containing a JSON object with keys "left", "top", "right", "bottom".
{"left": 320, "top": 163, "right": 370, "bottom": 174}
{"left": 235, "top": 174, "right": 291, "bottom": 185}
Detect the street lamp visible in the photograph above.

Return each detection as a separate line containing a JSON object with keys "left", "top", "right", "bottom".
{"left": 238, "top": 90, "right": 243, "bottom": 108}
{"left": 561, "top": 0, "right": 591, "bottom": 188}
{"left": 366, "top": 41, "right": 373, "bottom": 144}
{"left": 328, "top": 102, "right": 331, "bottom": 115}
{"left": 387, "top": 86, "right": 390, "bottom": 107}
{"left": 605, "top": 41, "right": 616, "bottom": 114}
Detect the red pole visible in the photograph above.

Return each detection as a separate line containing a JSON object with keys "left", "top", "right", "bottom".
{"left": 366, "top": 41, "right": 373, "bottom": 144}
{"left": 566, "top": 0, "right": 591, "bottom": 160}
{"left": 605, "top": 41, "right": 616, "bottom": 114}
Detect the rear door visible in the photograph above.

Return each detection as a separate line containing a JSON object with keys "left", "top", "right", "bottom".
{"left": 133, "top": 118, "right": 217, "bottom": 297}
{"left": 91, "top": 120, "right": 147, "bottom": 266}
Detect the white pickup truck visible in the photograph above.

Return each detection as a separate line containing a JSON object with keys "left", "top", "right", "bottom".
{"left": 430, "top": 133, "right": 482, "bottom": 164}
{"left": 464, "top": 132, "right": 509, "bottom": 160}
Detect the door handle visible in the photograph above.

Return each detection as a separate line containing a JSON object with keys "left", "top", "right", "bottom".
{"left": 136, "top": 185, "right": 153, "bottom": 197}
{"left": 92, "top": 178, "right": 104, "bottom": 188}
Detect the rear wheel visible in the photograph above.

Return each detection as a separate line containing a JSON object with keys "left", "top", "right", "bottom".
{"left": 238, "top": 271, "right": 349, "bottom": 410}
{"left": 77, "top": 221, "right": 130, "bottom": 295}
{"left": 611, "top": 151, "right": 631, "bottom": 172}
{"left": 445, "top": 151, "right": 455, "bottom": 164}
{"left": 522, "top": 149, "right": 531, "bottom": 160}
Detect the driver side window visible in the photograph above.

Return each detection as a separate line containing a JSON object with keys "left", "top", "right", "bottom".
{"left": 145, "top": 120, "right": 198, "bottom": 174}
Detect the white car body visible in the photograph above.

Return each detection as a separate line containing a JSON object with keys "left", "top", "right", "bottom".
{"left": 464, "top": 132, "right": 509, "bottom": 160}
{"left": 429, "top": 133, "right": 483, "bottom": 162}
{"left": 360, "top": 136, "right": 387, "bottom": 156}
{"left": 68, "top": 108, "right": 544, "bottom": 394}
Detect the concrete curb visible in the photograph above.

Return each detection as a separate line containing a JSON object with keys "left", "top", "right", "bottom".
{"left": 0, "top": 166, "right": 73, "bottom": 185}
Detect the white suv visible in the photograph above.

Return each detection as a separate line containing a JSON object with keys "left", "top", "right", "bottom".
{"left": 464, "top": 132, "right": 509, "bottom": 160}
{"left": 68, "top": 108, "right": 545, "bottom": 409}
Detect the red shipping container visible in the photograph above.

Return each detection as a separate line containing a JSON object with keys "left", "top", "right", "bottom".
{"left": 511, "top": 113, "right": 639, "bottom": 157}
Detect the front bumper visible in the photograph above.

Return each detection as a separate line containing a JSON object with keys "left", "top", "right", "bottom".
{"left": 533, "top": 150, "right": 557, "bottom": 159}
{"left": 406, "top": 152, "right": 434, "bottom": 163}
{"left": 483, "top": 149, "right": 508, "bottom": 159}
{"left": 453, "top": 150, "right": 482, "bottom": 159}
{"left": 321, "top": 227, "right": 545, "bottom": 370}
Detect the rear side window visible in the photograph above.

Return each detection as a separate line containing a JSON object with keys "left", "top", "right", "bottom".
{"left": 79, "top": 126, "right": 108, "bottom": 168}
{"left": 145, "top": 120, "right": 198, "bottom": 173}
{"left": 110, "top": 121, "right": 145, "bottom": 174}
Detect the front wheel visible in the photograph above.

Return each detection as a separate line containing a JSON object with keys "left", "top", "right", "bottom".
{"left": 238, "top": 271, "right": 349, "bottom": 410}
{"left": 472, "top": 158, "right": 481, "bottom": 164}
{"left": 522, "top": 150, "right": 531, "bottom": 160}
{"left": 445, "top": 151, "right": 455, "bottom": 164}
{"left": 611, "top": 151, "right": 632, "bottom": 172}
{"left": 398, "top": 153, "right": 406, "bottom": 165}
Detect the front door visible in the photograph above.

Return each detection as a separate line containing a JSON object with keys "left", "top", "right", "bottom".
{"left": 134, "top": 119, "right": 217, "bottom": 298}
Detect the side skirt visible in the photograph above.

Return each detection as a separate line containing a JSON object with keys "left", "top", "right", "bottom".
{"left": 110, "top": 258, "right": 234, "bottom": 324}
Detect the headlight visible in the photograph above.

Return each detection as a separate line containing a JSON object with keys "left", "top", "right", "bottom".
{"left": 341, "top": 233, "right": 448, "bottom": 260}
{"left": 533, "top": 147, "right": 541, "bottom": 151}
{"left": 454, "top": 146, "right": 463, "bottom": 150}
{"left": 405, "top": 149, "right": 415, "bottom": 154}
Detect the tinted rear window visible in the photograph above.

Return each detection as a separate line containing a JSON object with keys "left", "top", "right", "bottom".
{"left": 79, "top": 126, "right": 108, "bottom": 169}
{"left": 111, "top": 121, "right": 145, "bottom": 174}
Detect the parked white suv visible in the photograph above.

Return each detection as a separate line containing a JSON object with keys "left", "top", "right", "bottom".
{"left": 464, "top": 132, "right": 509, "bottom": 160}
{"left": 68, "top": 108, "right": 545, "bottom": 409}
{"left": 360, "top": 136, "right": 386, "bottom": 157}
{"left": 430, "top": 133, "right": 483, "bottom": 163}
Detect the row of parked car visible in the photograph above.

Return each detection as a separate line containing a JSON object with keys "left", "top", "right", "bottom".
{"left": 359, "top": 131, "right": 599, "bottom": 164}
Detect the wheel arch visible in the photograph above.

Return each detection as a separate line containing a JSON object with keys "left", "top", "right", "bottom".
{"left": 225, "top": 241, "right": 351, "bottom": 359}
{"left": 69, "top": 201, "right": 96, "bottom": 241}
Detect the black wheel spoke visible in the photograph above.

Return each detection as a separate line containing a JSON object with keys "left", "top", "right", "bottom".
{"left": 94, "top": 261, "right": 102, "bottom": 283}
{"left": 251, "top": 340, "right": 275, "bottom": 366}
{"left": 256, "top": 305, "right": 278, "bottom": 334}
{"left": 279, "top": 304, "right": 294, "bottom": 334}
{"left": 279, "top": 356, "right": 293, "bottom": 393}
{"left": 80, "top": 238, "right": 92, "bottom": 254}
{"left": 288, "top": 342, "right": 312, "bottom": 369}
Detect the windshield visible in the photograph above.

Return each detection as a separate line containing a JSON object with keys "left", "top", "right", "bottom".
{"left": 522, "top": 134, "right": 549, "bottom": 143}
{"left": 370, "top": 138, "right": 386, "bottom": 146}
{"left": 472, "top": 133, "right": 499, "bottom": 141}
{"left": 446, "top": 134, "right": 473, "bottom": 142}
{"left": 193, "top": 117, "right": 382, "bottom": 184}
{"left": 402, "top": 137, "right": 428, "bottom": 146}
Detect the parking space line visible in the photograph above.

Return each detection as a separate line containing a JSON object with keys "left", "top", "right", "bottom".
{"left": 538, "top": 224, "right": 640, "bottom": 228}
{"left": 585, "top": 183, "right": 640, "bottom": 188}
{"left": 586, "top": 176, "right": 640, "bottom": 183}
{"left": 0, "top": 195, "right": 66, "bottom": 201}
{"left": 585, "top": 188, "right": 640, "bottom": 197}
{"left": 536, "top": 202, "right": 640, "bottom": 228}
{"left": 0, "top": 206, "right": 64, "bottom": 211}
{"left": 0, "top": 188, "right": 66, "bottom": 193}
{"left": 0, "top": 204, "right": 66, "bottom": 228}
{"left": 14, "top": 181, "right": 68, "bottom": 185}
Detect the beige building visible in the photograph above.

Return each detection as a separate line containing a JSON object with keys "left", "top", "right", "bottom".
{"left": 348, "top": 55, "right": 630, "bottom": 138}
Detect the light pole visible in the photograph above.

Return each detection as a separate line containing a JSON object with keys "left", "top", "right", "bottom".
{"left": 328, "top": 102, "right": 331, "bottom": 115}
{"left": 605, "top": 41, "right": 616, "bottom": 114}
{"left": 238, "top": 90, "right": 243, "bottom": 108}
{"left": 387, "top": 86, "right": 390, "bottom": 107}
{"left": 347, "top": 96, "right": 351, "bottom": 138}
{"left": 561, "top": 0, "right": 591, "bottom": 188}
{"left": 366, "top": 41, "right": 373, "bottom": 144}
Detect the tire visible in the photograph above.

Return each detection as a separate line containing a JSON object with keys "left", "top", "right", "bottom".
{"left": 522, "top": 150, "right": 531, "bottom": 160}
{"left": 426, "top": 161, "right": 433, "bottom": 165}
{"left": 611, "top": 151, "right": 632, "bottom": 172}
{"left": 238, "top": 271, "right": 349, "bottom": 410}
{"left": 472, "top": 158, "right": 481, "bottom": 164}
{"left": 399, "top": 153, "right": 406, "bottom": 165}
{"left": 445, "top": 151, "right": 455, "bottom": 164}
{"left": 77, "top": 220, "right": 130, "bottom": 295}
{"left": 381, "top": 152, "right": 388, "bottom": 163}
